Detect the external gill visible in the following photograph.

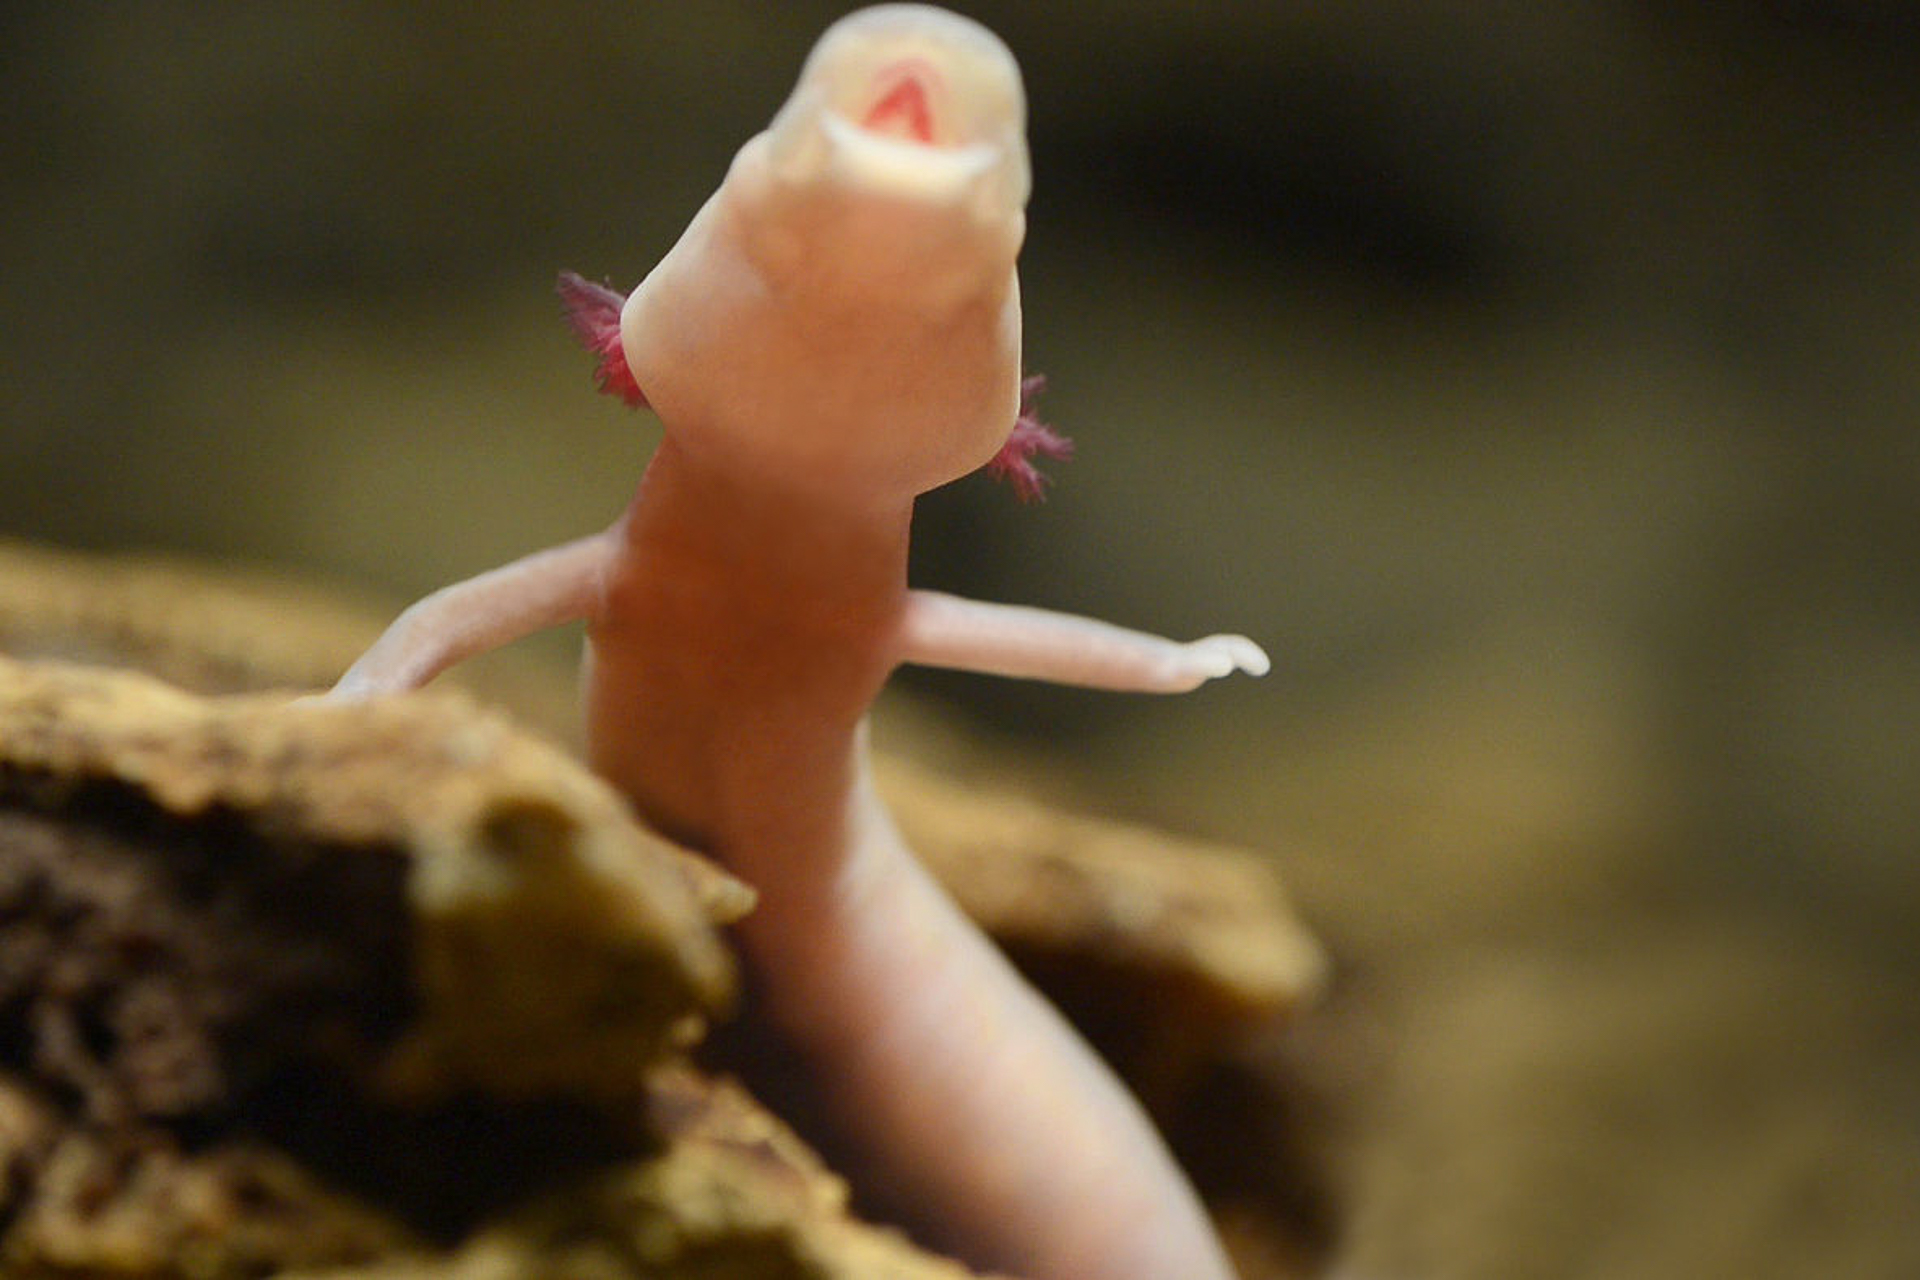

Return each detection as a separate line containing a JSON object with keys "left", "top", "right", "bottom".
{"left": 556, "top": 271, "right": 647, "bottom": 408}
{"left": 987, "top": 375, "right": 1073, "bottom": 501}
{"left": 558, "top": 274, "right": 1070, "bottom": 500}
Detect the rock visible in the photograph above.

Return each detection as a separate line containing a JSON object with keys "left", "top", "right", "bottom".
{"left": 0, "top": 653, "right": 1003, "bottom": 1278}
{"left": 0, "top": 539, "right": 385, "bottom": 697}
{"left": 0, "top": 1078, "right": 419, "bottom": 1277}
{"left": 0, "top": 541, "right": 1328, "bottom": 1277}
{"left": 0, "top": 655, "right": 737, "bottom": 1105}
{"left": 286, "top": 1069, "right": 1007, "bottom": 1280}
{"left": 0, "top": 539, "right": 1325, "bottom": 1100}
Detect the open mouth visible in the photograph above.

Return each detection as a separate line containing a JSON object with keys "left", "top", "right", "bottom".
{"left": 762, "top": 7, "right": 1029, "bottom": 213}
{"left": 860, "top": 58, "right": 939, "bottom": 143}
{"left": 811, "top": 59, "right": 1007, "bottom": 200}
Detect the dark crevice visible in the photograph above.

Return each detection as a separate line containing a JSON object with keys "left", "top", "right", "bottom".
{"left": 0, "top": 779, "right": 645, "bottom": 1242}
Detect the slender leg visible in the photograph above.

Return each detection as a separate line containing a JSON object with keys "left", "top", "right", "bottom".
{"left": 899, "top": 590, "right": 1269, "bottom": 693}
{"left": 329, "top": 530, "right": 619, "bottom": 698}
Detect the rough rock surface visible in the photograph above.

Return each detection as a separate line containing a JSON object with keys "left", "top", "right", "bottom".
{"left": 0, "top": 540, "right": 1326, "bottom": 1278}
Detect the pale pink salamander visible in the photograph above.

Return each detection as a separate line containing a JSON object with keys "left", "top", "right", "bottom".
{"left": 331, "top": 7, "right": 1265, "bottom": 1277}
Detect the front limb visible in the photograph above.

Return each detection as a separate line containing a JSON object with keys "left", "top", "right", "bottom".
{"left": 899, "top": 590, "right": 1269, "bottom": 693}
{"left": 330, "top": 530, "right": 618, "bottom": 698}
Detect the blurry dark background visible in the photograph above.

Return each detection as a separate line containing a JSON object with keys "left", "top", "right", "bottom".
{"left": 2, "top": 3, "right": 1916, "bottom": 1275}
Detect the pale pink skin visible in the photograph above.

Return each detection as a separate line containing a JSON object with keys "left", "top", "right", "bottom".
{"left": 332, "top": 7, "right": 1264, "bottom": 1277}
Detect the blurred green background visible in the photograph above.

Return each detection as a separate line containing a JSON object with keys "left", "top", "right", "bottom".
{"left": 2, "top": 3, "right": 1916, "bottom": 1275}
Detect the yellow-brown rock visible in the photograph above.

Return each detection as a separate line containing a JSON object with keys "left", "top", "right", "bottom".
{"left": 0, "top": 653, "right": 737, "bottom": 1103}
{"left": 0, "top": 540, "right": 1326, "bottom": 1278}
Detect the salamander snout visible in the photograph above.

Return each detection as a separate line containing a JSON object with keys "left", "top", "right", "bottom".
{"left": 766, "top": 4, "right": 1030, "bottom": 213}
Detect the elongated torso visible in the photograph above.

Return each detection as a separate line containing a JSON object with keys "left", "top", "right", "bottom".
{"left": 584, "top": 443, "right": 1236, "bottom": 1280}
{"left": 581, "top": 10, "right": 1236, "bottom": 1274}
{"left": 585, "top": 437, "right": 910, "bottom": 863}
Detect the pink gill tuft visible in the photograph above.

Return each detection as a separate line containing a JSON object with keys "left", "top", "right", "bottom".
{"left": 557, "top": 270, "right": 648, "bottom": 408}
{"left": 986, "top": 374, "right": 1074, "bottom": 502}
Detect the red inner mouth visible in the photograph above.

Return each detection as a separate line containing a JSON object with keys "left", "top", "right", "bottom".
{"left": 861, "top": 64, "right": 937, "bottom": 143}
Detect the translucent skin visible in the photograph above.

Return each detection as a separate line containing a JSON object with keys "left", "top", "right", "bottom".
{"left": 332, "top": 8, "right": 1262, "bottom": 1277}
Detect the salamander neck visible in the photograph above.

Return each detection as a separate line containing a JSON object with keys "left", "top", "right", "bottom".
{"left": 619, "top": 436, "right": 914, "bottom": 612}
{"left": 587, "top": 436, "right": 914, "bottom": 872}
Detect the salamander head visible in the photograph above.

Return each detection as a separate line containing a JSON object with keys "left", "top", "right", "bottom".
{"left": 620, "top": 6, "right": 1034, "bottom": 503}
